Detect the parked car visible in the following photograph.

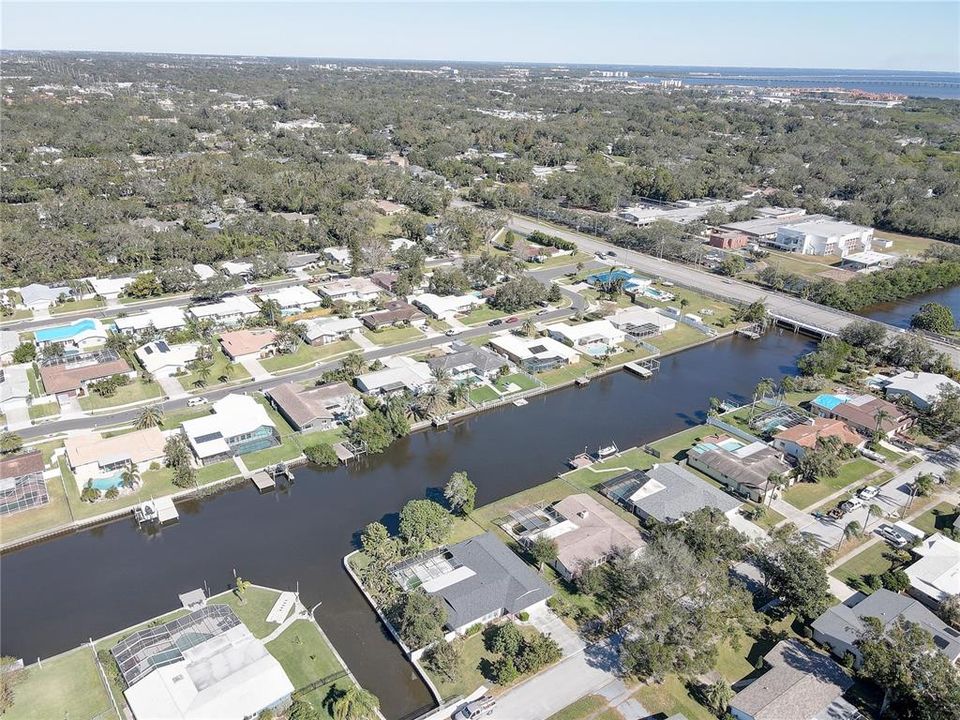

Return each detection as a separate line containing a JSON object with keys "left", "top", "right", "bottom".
{"left": 505, "top": 316, "right": 519, "bottom": 324}
{"left": 536, "top": 308, "right": 550, "bottom": 316}
{"left": 606, "top": 250, "right": 617, "bottom": 257}
{"left": 444, "top": 329, "right": 458, "bottom": 337}
{"left": 455, "top": 697, "right": 496, "bottom": 720}
{"left": 858, "top": 486, "right": 880, "bottom": 500}
{"left": 840, "top": 497, "right": 863, "bottom": 513}
{"left": 877, "top": 526, "right": 908, "bottom": 548}
{"left": 245, "top": 286, "right": 263, "bottom": 294}
{"left": 488, "top": 319, "right": 503, "bottom": 327}
{"left": 187, "top": 397, "right": 208, "bottom": 407}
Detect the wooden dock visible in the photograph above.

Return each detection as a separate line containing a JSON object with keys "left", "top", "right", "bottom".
{"left": 624, "top": 361, "right": 652, "bottom": 377}
{"left": 250, "top": 471, "right": 276, "bottom": 492}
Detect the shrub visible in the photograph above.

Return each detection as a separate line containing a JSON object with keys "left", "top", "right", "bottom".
{"left": 304, "top": 442, "right": 339, "bottom": 467}
{"left": 517, "top": 611, "right": 529, "bottom": 622}
{"left": 80, "top": 485, "right": 101, "bottom": 503}
{"left": 104, "top": 487, "right": 119, "bottom": 499}
{"left": 464, "top": 623, "right": 483, "bottom": 637}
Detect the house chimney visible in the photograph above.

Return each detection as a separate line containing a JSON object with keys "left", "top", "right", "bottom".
{"left": 578, "top": 510, "right": 589, "bottom": 520}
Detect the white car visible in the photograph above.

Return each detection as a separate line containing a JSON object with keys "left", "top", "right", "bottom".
{"left": 455, "top": 697, "right": 496, "bottom": 720}
{"left": 187, "top": 397, "right": 208, "bottom": 407}
{"left": 840, "top": 497, "right": 863, "bottom": 513}
{"left": 858, "top": 485, "right": 880, "bottom": 500}
{"left": 877, "top": 526, "right": 908, "bottom": 548}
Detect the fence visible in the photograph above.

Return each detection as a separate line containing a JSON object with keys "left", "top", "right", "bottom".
{"left": 705, "top": 416, "right": 765, "bottom": 445}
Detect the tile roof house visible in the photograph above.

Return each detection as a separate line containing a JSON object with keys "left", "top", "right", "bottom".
{"left": 427, "top": 341, "right": 508, "bottom": 381}
{"left": 218, "top": 329, "right": 279, "bottom": 361}
{"left": 772, "top": 418, "right": 864, "bottom": 459}
{"left": 905, "top": 533, "right": 960, "bottom": 608}
{"left": 600, "top": 464, "right": 740, "bottom": 525}
{"left": 687, "top": 434, "right": 792, "bottom": 503}
{"left": 729, "top": 640, "right": 856, "bottom": 720}
{"left": 265, "top": 381, "right": 365, "bottom": 431}
{"left": 810, "top": 392, "right": 912, "bottom": 438}
{"left": 64, "top": 427, "right": 166, "bottom": 486}
{"left": 39, "top": 353, "right": 136, "bottom": 398}
{"left": 361, "top": 300, "right": 426, "bottom": 330}
{"left": 812, "top": 589, "right": 960, "bottom": 666}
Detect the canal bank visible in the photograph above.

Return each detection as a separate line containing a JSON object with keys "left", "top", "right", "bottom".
{"left": 0, "top": 331, "right": 815, "bottom": 719}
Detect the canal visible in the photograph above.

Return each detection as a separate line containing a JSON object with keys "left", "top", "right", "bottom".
{"left": 1, "top": 332, "right": 814, "bottom": 718}
{"left": 859, "top": 284, "right": 960, "bottom": 330}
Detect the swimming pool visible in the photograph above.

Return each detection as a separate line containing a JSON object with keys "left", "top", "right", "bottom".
{"left": 35, "top": 318, "right": 99, "bottom": 343}
{"left": 813, "top": 393, "right": 850, "bottom": 410}
{"left": 582, "top": 344, "right": 613, "bottom": 357}
{"left": 90, "top": 471, "right": 124, "bottom": 492}
{"left": 643, "top": 288, "right": 674, "bottom": 302}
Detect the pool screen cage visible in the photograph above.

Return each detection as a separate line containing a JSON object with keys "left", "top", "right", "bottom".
{"left": 389, "top": 547, "right": 460, "bottom": 591}
{"left": 40, "top": 348, "right": 120, "bottom": 368}
{"left": 751, "top": 405, "right": 809, "bottom": 433}
{"left": 112, "top": 604, "right": 241, "bottom": 687}
{"left": 0, "top": 474, "right": 50, "bottom": 516}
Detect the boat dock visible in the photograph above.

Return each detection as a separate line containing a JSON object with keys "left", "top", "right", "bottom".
{"left": 624, "top": 361, "right": 651, "bottom": 377}
{"left": 133, "top": 496, "right": 179, "bottom": 525}
{"left": 251, "top": 471, "right": 276, "bottom": 493}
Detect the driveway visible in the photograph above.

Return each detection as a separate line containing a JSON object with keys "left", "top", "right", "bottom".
{"left": 239, "top": 357, "right": 272, "bottom": 381}
{"left": 522, "top": 604, "right": 584, "bottom": 658}
{"left": 157, "top": 374, "right": 188, "bottom": 400}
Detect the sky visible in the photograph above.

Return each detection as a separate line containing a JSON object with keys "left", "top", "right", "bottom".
{"left": 2, "top": 1, "right": 959, "bottom": 72}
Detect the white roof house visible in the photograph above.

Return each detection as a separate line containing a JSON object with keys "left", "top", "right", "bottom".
{"left": 906, "top": 533, "right": 960, "bottom": 607}
{"left": 18, "top": 283, "right": 70, "bottom": 310}
{"left": 89, "top": 276, "right": 135, "bottom": 300}
{"left": 114, "top": 306, "right": 188, "bottom": 334}
{"left": 547, "top": 320, "right": 626, "bottom": 349}
{"left": 122, "top": 614, "right": 294, "bottom": 720}
{"left": 316, "top": 277, "right": 381, "bottom": 304}
{"left": 135, "top": 341, "right": 201, "bottom": 377}
{"left": 883, "top": 371, "right": 960, "bottom": 411}
{"left": 323, "top": 247, "right": 352, "bottom": 265}
{"left": 188, "top": 296, "right": 260, "bottom": 325}
{"left": 259, "top": 285, "right": 323, "bottom": 313}
{"left": 488, "top": 334, "right": 580, "bottom": 371}
{"left": 773, "top": 218, "right": 873, "bottom": 257}
{"left": 608, "top": 306, "right": 677, "bottom": 334}
{"left": 0, "top": 365, "right": 30, "bottom": 409}
{"left": 300, "top": 316, "right": 362, "bottom": 344}
{"left": 192, "top": 264, "right": 218, "bottom": 281}
{"left": 410, "top": 293, "right": 485, "bottom": 320}
{"left": 390, "top": 237, "right": 417, "bottom": 252}
{"left": 181, "top": 394, "right": 277, "bottom": 461}
{"left": 0, "top": 330, "right": 20, "bottom": 363}
{"left": 220, "top": 261, "right": 254, "bottom": 277}
{"left": 355, "top": 355, "right": 433, "bottom": 395}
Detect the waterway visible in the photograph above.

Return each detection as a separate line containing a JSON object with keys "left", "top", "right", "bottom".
{"left": 0, "top": 332, "right": 814, "bottom": 718}
{"left": 858, "top": 284, "right": 960, "bottom": 331}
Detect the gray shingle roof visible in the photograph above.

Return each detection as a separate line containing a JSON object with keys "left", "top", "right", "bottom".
{"left": 427, "top": 342, "right": 508, "bottom": 376}
{"left": 630, "top": 463, "right": 740, "bottom": 523}
{"left": 438, "top": 532, "right": 553, "bottom": 630}
{"left": 812, "top": 589, "right": 960, "bottom": 663}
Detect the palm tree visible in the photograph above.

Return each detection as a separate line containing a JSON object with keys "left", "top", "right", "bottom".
{"left": 872, "top": 408, "right": 892, "bottom": 445}
{"left": 260, "top": 298, "right": 283, "bottom": 325}
{"left": 837, "top": 520, "right": 862, "bottom": 551}
{"left": 704, "top": 680, "right": 734, "bottom": 716}
{"left": 751, "top": 377, "right": 775, "bottom": 419}
{"left": 864, "top": 503, "right": 884, "bottom": 530}
{"left": 430, "top": 365, "right": 452, "bottom": 392}
{"left": 331, "top": 685, "right": 380, "bottom": 720}
{"left": 135, "top": 404, "right": 164, "bottom": 429}
{"left": 449, "top": 383, "right": 469, "bottom": 407}
{"left": 340, "top": 352, "right": 366, "bottom": 378}
{"left": 120, "top": 462, "right": 141, "bottom": 490}
{"left": 521, "top": 319, "right": 536, "bottom": 337}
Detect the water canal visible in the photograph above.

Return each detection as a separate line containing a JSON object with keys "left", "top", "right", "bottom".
{"left": 858, "top": 284, "right": 960, "bottom": 331}
{"left": 0, "top": 331, "right": 818, "bottom": 717}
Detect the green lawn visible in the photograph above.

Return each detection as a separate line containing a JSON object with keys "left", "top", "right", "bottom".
{"left": 5, "top": 646, "right": 117, "bottom": 720}
{"left": 213, "top": 586, "right": 281, "bottom": 638}
{"left": 546, "top": 695, "right": 608, "bottom": 720}
{"left": 469, "top": 385, "right": 500, "bottom": 405}
{"left": 494, "top": 372, "right": 539, "bottom": 393}
{"left": 648, "top": 425, "right": 716, "bottom": 463}
{"left": 651, "top": 324, "right": 713, "bottom": 353}
{"left": 261, "top": 339, "right": 358, "bottom": 372}
{"left": 910, "top": 502, "right": 958, "bottom": 535}
{"left": 538, "top": 360, "right": 592, "bottom": 388}
{"left": 28, "top": 402, "right": 59, "bottom": 420}
{"left": 178, "top": 346, "right": 251, "bottom": 390}
{"left": 0, "top": 464, "right": 73, "bottom": 546}
{"left": 632, "top": 676, "right": 714, "bottom": 720}
{"left": 427, "top": 318, "right": 452, "bottom": 332}
{"left": 49, "top": 298, "right": 105, "bottom": 315}
{"left": 562, "top": 447, "right": 656, "bottom": 490}
{"left": 425, "top": 630, "right": 492, "bottom": 701}
{"left": 27, "top": 367, "right": 43, "bottom": 397}
{"left": 461, "top": 306, "right": 507, "bottom": 325}
{"left": 242, "top": 438, "right": 304, "bottom": 470}
{"left": 78, "top": 379, "right": 162, "bottom": 411}
{"left": 266, "top": 620, "right": 346, "bottom": 689}
{"left": 159, "top": 406, "right": 211, "bottom": 430}
{"left": 361, "top": 325, "right": 424, "bottom": 346}
{"left": 782, "top": 458, "right": 884, "bottom": 510}
{"left": 831, "top": 542, "right": 896, "bottom": 588}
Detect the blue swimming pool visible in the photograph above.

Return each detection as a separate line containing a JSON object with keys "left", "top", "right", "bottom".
{"left": 643, "top": 288, "right": 674, "bottom": 302}
{"left": 813, "top": 393, "right": 847, "bottom": 410}
{"left": 90, "top": 471, "right": 124, "bottom": 492}
{"left": 587, "top": 270, "right": 636, "bottom": 286}
{"left": 35, "top": 318, "right": 98, "bottom": 343}
{"left": 582, "top": 343, "right": 613, "bottom": 357}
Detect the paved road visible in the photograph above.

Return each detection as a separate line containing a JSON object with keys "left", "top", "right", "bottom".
{"left": 506, "top": 215, "right": 960, "bottom": 366}
{"left": 18, "top": 271, "right": 586, "bottom": 440}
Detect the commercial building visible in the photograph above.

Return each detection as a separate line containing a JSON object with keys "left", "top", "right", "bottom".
{"left": 114, "top": 306, "right": 188, "bottom": 335}
{"left": 266, "top": 381, "right": 365, "bottom": 431}
{"left": 812, "top": 589, "right": 960, "bottom": 666}
{"left": 687, "top": 434, "right": 792, "bottom": 503}
{"left": 258, "top": 285, "right": 324, "bottom": 314}
{"left": 410, "top": 292, "right": 485, "bottom": 320}
{"left": 905, "top": 533, "right": 960, "bottom": 608}
{"left": 361, "top": 300, "right": 426, "bottom": 330}
{"left": 0, "top": 449, "right": 49, "bottom": 517}
{"left": 354, "top": 355, "right": 433, "bottom": 396}
{"left": 315, "top": 277, "right": 381, "bottom": 304}
{"left": 773, "top": 219, "right": 873, "bottom": 257}
{"left": 488, "top": 334, "right": 580, "bottom": 373}
{"left": 64, "top": 427, "right": 166, "bottom": 488}
{"left": 839, "top": 251, "right": 897, "bottom": 271}
{"left": 188, "top": 296, "right": 260, "bottom": 326}
{"left": 181, "top": 394, "right": 279, "bottom": 465}
{"left": 389, "top": 532, "right": 553, "bottom": 636}
{"left": 135, "top": 341, "right": 201, "bottom": 377}
{"left": 600, "top": 463, "right": 740, "bottom": 525}
{"left": 882, "top": 371, "right": 960, "bottom": 411}
{"left": 729, "top": 640, "right": 856, "bottom": 720}
{"left": 39, "top": 351, "right": 136, "bottom": 400}
{"left": 427, "top": 341, "right": 508, "bottom": 382}
{"left": 218, "top": 328, "right": 279, "bottom": 362}
{"left": 772, "top": 417, "right": 864, "bottom": 459}
{"left": 299, "top": 316, "right": 363, "bottom": 345}
{"left": 547, "top": 320, "right": 626, "bottom": 353}
{"left": 116, "top": 604, "right": 294, "bottom": 720}
{"left": 708, "top": 229, "right": 750, "bottom": 250}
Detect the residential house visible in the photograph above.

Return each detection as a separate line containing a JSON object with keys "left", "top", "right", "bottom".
{"left": 258, "top": 286, "right": 323, "bottom": 314}
{"left": 810, "top": 392, "right": 912, "bottom": 438}
{"left": 0, "top": 330, "right": 20, "bottom": 364}
{"left": 266, "top": 381, "right": 365, "bottom": 431}
{"left": 181, "top": 394, "right": 279, "bottom": 465}
{"left": 282, "top": 252, "right": 321, "bottom": 271}
{"left": 218, "top": 329, "right": 279, "bottom": 362}
{"left": 905, "top": 533, "right": 960, "bottom": 608}
{"left": 488, "top": 334, "right": 580, "bottom": 373}
{"left": 361, "top": 300, "right": 426, "bottom": 330}
{"left": 390, "top": 238, "right": 416, "bottom": 253}
{"left": 511, "top": 493, "right": 645, "bottom": 581}
{"left": 135, "top": 341, "right": 201, "bottom": 377}
{"left": 299, "top": 316, "right": 362, "bottom": 346}
{"left": 315, "top": 277, "right": 381, "bottom": 305}
{"left": 0, "top": 449, "right": 49, "bottom": 516}
{"left": 729, "top": 640, "right": 856, "bottom": 720}
{"left": 18, "top": 283, "right": 70, "bottom": 311}
{"left": 812, "top": 589, "right": 960, "bottom": 666}
{"left": 608, "top": 307, "right": 677, "bottom": 338}
{"left": 389, "top": 532, "right": 553, "bottom": 636}
{"left": 882, "top": 371, "right": 960, "bottom": 411}
{"left": 370, "top": 272, "right": 399, "bottom": 293}
{"left": 64, "top": 427, "right": 166, "bottom": 488}
{"left": 117, "top": 605, "right": 294, "bottom": 720}
{"left": 687, "top": 435, "right": 792, "bottom": 503}
{"left": 192, "top": 263, "right": 218, "bottom": 281}
{"left": 772, "top": 418, "right": 864, "bottom": 460}
{"left": 114, "top": 307, "right": 188, "bottom": 336}
{"left": 374, "top": 199, "right": 406, "bottom": 216}
{"left": 600, "top": 464, "right": 741, "bottom": 525}
{"left": 322, "top": 247, "right": 352, "bottom": 266}
{"left": 220, "top": 261, "right": 254, "bottom": 279}
{"left": 33, "top": 317, "right": 108, "bottom": 351}
{"left": 547, "top": 320, "right": 626, "bottom": 353}
{"left": 411, "top": 293, "right": 485, "bottom": 320}
{"left": 0, "top": 365, "right": 31, "bottom": 416}
{"left": 354, "top": 356, "right": 433, "bottom": 396}
{"left": 89, "top": 276, "right": 135, "bottom": 300}
{"left": 187, "top": 296, "right": 260, "bottom": 326}
{"left": 427, "top": 341, "right": 508, "bottom": 382}
{"left": 773, "top": 218, "right": 873, "bottom": 257}
{"left": 39, "top": 352, "right": 136, "bottom": 400}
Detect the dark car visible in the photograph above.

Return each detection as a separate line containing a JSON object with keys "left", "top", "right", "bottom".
{"left": 246, "top": 286, "right": 263, "bottom": 294}
{"left": 488, "top": 319, "right": 503, "bottom": 327}
{"left": 606, "top": 250, "right": 617, "bottom": 257}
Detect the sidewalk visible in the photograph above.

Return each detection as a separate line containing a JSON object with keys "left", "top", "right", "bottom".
{"left": 240, "top": 357, "right": 272, "bottom": 381}
{"left": 350, "top": 330, "right": 378, "bottom": 351}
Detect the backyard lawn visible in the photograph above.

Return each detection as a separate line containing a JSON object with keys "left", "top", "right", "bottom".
{"left": 361, "top": 325, "right": 424, "bottom": 346}
{"left": 424, "top": 629, "right": 492, "bottom": 701}
{"left": 469, "top": 385, "right": 499, "bottom": 405}
{"left": 260, "top": 339, "right": 357, "bottom": 372}
{"left": 651, "top": 324, "right": 713, "bottom": 354}
{"left": 0, "top": 465, "right": 72, "bottom": 546}
{"left": 27, "top": 367, "right": 42, "bottom": 397}
{"left": 78, "top": 379, "right": 163, "bottom": 411}
{"left": 494, "top": 372, "right": 539, "bottom": 393}
{"left": 782, "top": 458, "right": 884, "bottom": 510}
{"left": 5, "top": 646, "right": 117, "bottom": 720}
{"left": 538, "top": 360, "right": 592, "bottom": 388}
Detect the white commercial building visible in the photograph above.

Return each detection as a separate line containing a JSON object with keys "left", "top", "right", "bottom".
{"left": 882, "top": 371, "right": 960, "bottom": 411}
{"left": 773, "top": 218, "right": 873, "bottom": 257}
{"left": 906, "top": 533, "right": 960, "bottom": 608}
{"left": 188, "top": 296, "right": 260, "bottom": 326}
{"left": 114, "top": 306, "right": 188, "bottom": 335}
{"left": 547, "top": 320, "right": 626, "bottom": 351}
{"left": 300, "top": 316, "right": 362, "bottom": 345}
{"left": 258, "top": 285, "right": 323, "bottom": 314}
{"left": 355, "top": 355, "right": 433, "bottom": 395}
{"left": 410, "top": 292, "right": 485, "bottom": 320}
{"left": 135, "top": 341, "right": 201, "bottom": 377}
{"left": 89, "top": 276, "right": 135, "bottom": 300}
{"left": 316, "top": 277, "right": 381, "bottom": 304}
